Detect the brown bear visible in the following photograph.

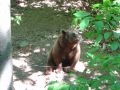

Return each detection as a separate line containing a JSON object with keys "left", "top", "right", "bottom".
{"left": 46, "top": 28, "right": 82, "bottom": 74}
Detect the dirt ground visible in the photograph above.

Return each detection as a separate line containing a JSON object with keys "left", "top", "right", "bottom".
{"left": 11, "top": 0, "right": 120, "bottom": 89}
{"left": 12, "top": 5, "right": 87, "bottom": 90}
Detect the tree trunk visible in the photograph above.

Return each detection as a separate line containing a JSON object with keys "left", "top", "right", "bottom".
{"left": 0, "top": 0, "right": 13, "bottom": 90}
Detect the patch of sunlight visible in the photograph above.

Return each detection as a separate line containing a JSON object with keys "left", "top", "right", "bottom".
{"left": 28, "top": 72, "right": 47, "bottom": 89}
{"left": 45, "top": 43, "right": 51, "bottom": 47}
{"left": 74, "top": 61, "right": 86, "bottom": 72}
{"left": 13, "top": 58, "right": 32, "bottom": 72}
{"left": 28, "top": 71, "right": 43, "bottom": 80}
{"left": 18, "top": 0, "right": 28, "bottom": 7}
{"left": 33, "top": 48, "right": 41, "bottom": 53}
{"left": 18, "top": 2, "right": 28, "bottom": 7}
{"left": 112, "top": 70, "right": 119, "bottom": 76}
{"left": 14, "top": 80, "right": 35, "bottom": 90}
{"left": 30, "top": 0, "right": 87, "bottom": 10}
{"left": 45, "top": 70, "right": 67, "bottom": 84}
{"left": 86, "top": 69, "right": 91, "bottom": 74}
{"left": 14, "top": 71, "right": 47, "bottom": 90}
{"left": 18, "top": 52, "right": 32, "bottom": 57}
{"left": 92, "top": 72, "right": 102, "bottom": 79}
{"left": 31, "top": 0, "right": 57, "bottom": 8}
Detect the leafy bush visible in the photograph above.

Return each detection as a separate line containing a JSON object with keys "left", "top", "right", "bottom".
{"left": 72, "top": 0, "right": 120, "bottom": 89}
{"left": 73, "top": 0, "right": 120, "bottom": 51}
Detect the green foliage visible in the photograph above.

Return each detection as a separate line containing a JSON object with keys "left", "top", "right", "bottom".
{"left": 47, "top": 77, "right": 89, "bottom": 90}
{"left": 73, "top": 11, "right": 90, "bottom": 19}
{"left": 48, "top": 82, "right": 70, "bottom": 90}
{"left": 104, "top": 32, "right": 112, "bottom": 40}
{"left": 111, "top": 82, "right": 120, "bottom": 90}
{"left": 86, "top": 50, "right": 120, "bottom": 89}
{"left": 11, "top": 15, "right": 22, "bottom": 25}
{"left": 73, "top": 0, "right": 120, "bottom": 51}
{"left": 95, "top": 34, "right": 103, "bottom": 46}
{"left": 110, "top": 41, "right": 120, "bottom": 51}
{"left": 79, "top": 17, "right": 90, "bottom": 31}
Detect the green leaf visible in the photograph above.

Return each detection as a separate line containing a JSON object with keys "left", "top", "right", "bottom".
{"left": 103, "top": 0, "right": 111, "bottom": 7}
{"left": 87, "top": 52, "right": 95, "bottom": 59}
{"left": 95, "top": 34, "right": 103, "bottom": 45}
{"left": 113, "top": 16, "right": 120, "bottom": 21}
{"left": 16, "top": 20, "right": 20, "bottom": 25}
{"left": 92, "top": 3, "right": 102, "bottom": 9}
{"left": 77, "top": 77, "right": 88, "bottom": 84}
{"left": 84, "top": 31, "right": 97, "bottom": 39}
{"left": 72, "top": 18, "right": 79, "bottom": 26}
{"left": 48, "top": 82, "right": 70, "bottom": 90}
{"left": 110, "top": 41, "right": 119, "bottom": 51}
{"left": 60, "top": 84, "right": 70, "bottom": 90}
{"left": 74, "top": 11, "right": 90, "bottom": 19}
{"left": 103, "top": 57, "right": 111, "bottom": 67}
{"left": 88, "top": 47, "right": 99, "bottom": 53}
{"left": 94, "top": 21, "right": 104, "bottom": 33}
{"left": 70, "top": 85, "right": 80, "bottom": 90}
{"left": 95, "top": 15, "right": 103, "bottom": 20}
{"left": 111, "top": 82, "right": 120, "bottom": 90}
{"left": 110, "top": 21, "right": 118, "bottom": 27}
{"left": 104, "top": 23, "right": 111, "bottom": 30}
{"left": 90, "top": 79, "right": 101, "bottom": 89}
{"left": 79, "top": 86, "right": 88, "bottom": 90}
{"left": 104, "top": 32, "right": 112, "bottom": 40}
{"left": 79, "top": 17, "right": 90, "bottom": 31}
{"left": 16, "top": 15, "right": 22, "bottom": 21}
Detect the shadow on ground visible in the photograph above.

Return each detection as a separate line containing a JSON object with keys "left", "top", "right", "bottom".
{"left": 12, "top": 5, "right": 73, "bottom": 90}
{"left": 11, "top": 0, "right": 91, "bottom": 89}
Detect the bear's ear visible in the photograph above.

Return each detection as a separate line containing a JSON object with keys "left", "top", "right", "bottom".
{"left": 62, "top": 30, "right": 66, "bottom": 35}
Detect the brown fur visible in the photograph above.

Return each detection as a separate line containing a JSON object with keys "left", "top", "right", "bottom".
{"left": 47, "top": 29, "right": 81, "bottom": 73}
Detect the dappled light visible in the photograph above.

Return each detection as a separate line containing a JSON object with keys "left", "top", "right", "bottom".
{"left": 13, "top": 56, "right": 46, "bottom": 89}
{"left": 31, "top": 0, "right": 57, "bottom": 8}
{"left": 13, "top": 58, "right": 32, "bottom": 72}
{"left": 18, "top": 52, "right": 32, "bottom": 57}
{"left": 30, "top": 0, "right": 88, "bottom": 12}
{"left": 33, "top": 48, "right": 41, "bottom": 53}
{"left": 11, "top": 0, "right": 120, "bottom": 90}
{"left": 13, "top": 0, "right": 90, "bottom": 12}
{"left": 12, "top": 47, "right": 86, "bottom": 89}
